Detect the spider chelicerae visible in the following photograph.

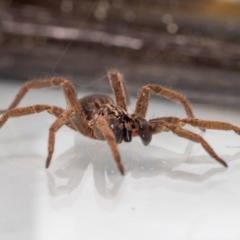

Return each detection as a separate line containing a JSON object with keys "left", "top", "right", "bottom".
{"left": 0, "top": 70, "right": 239, "bottom": 175}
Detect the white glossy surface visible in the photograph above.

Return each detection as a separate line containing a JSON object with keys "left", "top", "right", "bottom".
{"left": 1, "top": 81, "right": 240, "bottom": 240}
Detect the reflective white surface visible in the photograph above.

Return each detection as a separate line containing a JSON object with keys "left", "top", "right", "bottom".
{"left": 1, "top": 81, "right": 240, "bottom": 240}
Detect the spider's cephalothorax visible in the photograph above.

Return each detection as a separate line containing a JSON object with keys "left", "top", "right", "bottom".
{"left": 1, "top": 70, "right": 240, "bottom": 175}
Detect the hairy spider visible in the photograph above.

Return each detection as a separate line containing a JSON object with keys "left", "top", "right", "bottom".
{"left": 0, "top": 70, "right": 240, "bottom": 175}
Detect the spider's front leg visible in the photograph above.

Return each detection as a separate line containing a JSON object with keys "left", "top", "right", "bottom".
{"left": 108, "top": 70, "right": 129, "bottom": 111}
{"left": 93, "top": 116, "right": 124, "bottom": 175}
{"left": 180, "top": 118, "right": 240, "bottom": 135}
{"left": 150, "top": 116, "right": 240, "bottom": 135}
{"left": 134, "top": 84, "right": 195, "bottom": 119}
{"left": 149, "top": 118, "right": 228, "bottom": 167}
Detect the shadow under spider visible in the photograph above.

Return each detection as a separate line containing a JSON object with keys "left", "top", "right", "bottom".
{"left": 46, "top": 134, "right": 240, "bottom": 199}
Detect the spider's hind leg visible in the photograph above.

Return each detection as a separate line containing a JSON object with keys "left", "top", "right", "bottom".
{"left": 0, "top": 105, "right": 61, "bottom": 128}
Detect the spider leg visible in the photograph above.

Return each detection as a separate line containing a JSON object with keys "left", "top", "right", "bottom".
{"left": 0, "top": 105, "right": 77, "bottom": 132}
{"left": 108, "top": 70, "right": 129, "bottom": 111}
{"left": 46, "top": 110, "right": 74, "bottom": 167}
{"left": 0, "top": 105, "right": 63, "bottom": 128}
{"left": 149, "top": 117, "right": 180, "bottom": 126}
{"left": 0, "top": 78, "right": 75, "bottom": 110}
{"left": 94, "top": 116, "right": 124, "bottom": 175}
{"left": 149, "top": 119, "right": 228, "bottom": 167}
{"left": 0, "top": 78, "right": 74, "bottom": 110}
{"left": 134, "top": 84, "right": 194, "bottom": 118}
{"left": 0, "top": 105, "right": 76, "bottom": 167}
{"left": 150, "top": 117, "right": 240, "bottom": 135}
{"left": 180, "top": 118, "right": 240, "bottom": 135}
{"left": 47, "top": 106, "right": 77, "bottom": 131}
{"left": 0, "top": 77, "right": 90, "bottom": 136}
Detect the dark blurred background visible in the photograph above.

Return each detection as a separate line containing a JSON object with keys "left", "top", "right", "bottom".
{"left": 0, "top": 0, "right": 240, "bottom": 107}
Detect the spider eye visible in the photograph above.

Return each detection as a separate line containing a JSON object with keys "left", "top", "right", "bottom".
{"left": 137, "top": 119, "right": 152, "bottom": 146}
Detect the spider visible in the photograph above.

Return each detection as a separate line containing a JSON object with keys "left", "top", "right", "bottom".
{"left": 0, "top": 70, "right": 240, "bottom": 175}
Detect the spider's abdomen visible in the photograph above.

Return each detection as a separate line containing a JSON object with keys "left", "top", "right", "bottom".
{"left": 79, "top": 94, "right": 114, "bottom": 121}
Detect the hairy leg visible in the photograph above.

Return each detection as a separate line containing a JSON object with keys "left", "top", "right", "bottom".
{"left": 135, "top": 84, "right": 194, "bottom": 118}
{"left": 0, "top": 104, "right": 77, "bottom": 132}
{"left": 0, "top": 105, "right": 76, "bottom": 167}
{"left": 47, "top": 106, "right": 77, "bottom": 131}
{"left": 0, "top": 105, "right": 63, "bottom": 128}
{"left": 108, "top": 70, "right": 129, "bottom": 111}
{"left": 46, "top": 110, "right": 74, "bottom": 168}
{"left": 0, "top": 77, "right": 90, "bottom": 136}
{"left": 94, "top": 116, "right": 124, "bottom": 175}
{"left": 149, "top": 117, "right": 240, "bottom": 135}
{"left": 168, "top": 124, "right": 227, "bottom": 167}
{"left": 181, "top": 118, "right": 240, "bottom": 134}
{"left": 0, "top": 78, "right": 74, "bottom": 110}
{"left": 149, "top": 119, "right": 228, "bottom": 167}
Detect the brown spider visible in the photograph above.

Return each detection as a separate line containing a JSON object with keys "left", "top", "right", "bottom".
{"left": 0, "top": 70, "right": 240, "bottom": 175}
